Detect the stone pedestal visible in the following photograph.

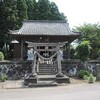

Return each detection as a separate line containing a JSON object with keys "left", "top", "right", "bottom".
{"left": 24, "top": 74, "right": 37, "bottom": 86}
{"left": 96, "top": 64, "right": 100, "bottom": 81}
{"left": 56, "top": 72, "right": 64, "bottom": 77}
{"left": 56, "top": 75, "right": 70, "bottom": 84}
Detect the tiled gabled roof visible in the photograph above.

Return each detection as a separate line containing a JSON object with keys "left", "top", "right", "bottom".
{"left": 10, "top": 20, "right": 79, "bottom": 36}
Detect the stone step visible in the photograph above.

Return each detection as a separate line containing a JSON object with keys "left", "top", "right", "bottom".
{"left": 38, "top": 72, "right": 56, "bottom": 75}
{"left": 38, "top": 71, "right": 53, "bottom": 73}
{"left": 39, "top": 71, "right": 53, "bottom": 73}
{"left": 39, "top": 67, "right": 54, "bottom": 70}
{"left": 38, "top": 73, "right": 55, "bottom": 75}
{"left": 38, "top": 72, "right": 54, "bottom": 74}
{"left": 39, "top": 67, "right": 53, "bottom": 69}
{"left": 39, "top": 65, "right": 54, "bottom": 68}
{"left": 38, "top": 64, "right": 56, "bottom": 75}
{"left": 39, "top": 68, "right": 53, "bottom": 71}
{"left": 39, "top": 68, "right": 54, "bottom": 70}
{"left": 39, "top": 66, "right": 54, "bottom": 68}
{"left": 39, "top": 64, "right": 53, "bottom": 67}
{"left": 28, "top": 81, "right": 58, "bottom": 87}
{"left": 40, "top": 64, "right": 53, "bottom": 65}
{"left": 38, "top": 75, "right": 56, "bottom": 81}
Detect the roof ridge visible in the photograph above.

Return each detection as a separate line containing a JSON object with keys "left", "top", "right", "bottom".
{"left": 23, "top": 20, "right": 67, "bottom": 23}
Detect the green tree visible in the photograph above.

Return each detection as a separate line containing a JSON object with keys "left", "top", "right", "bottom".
{"left": 0, "top": 0, "right": 19, "bottom": 48}
{"left": 29, "top": 0, "right": 66, "bottom": 20}
{"left": 75, "top": 23, "right": 100, "bottom": 59}
{"left": 26, "top": 0, "right": 36, "bottom": 20}
{"left": 75, "top": 40, "right": 91, "bottom": 61}
{"left": 17, "top": 0, "right": 28, "bottom": 26}
{"left": 70, "top": 45, "right": 76, "bottom": 59}
{"left": 49, "top": 2, "right": 66, "bottom": 20}
{"left": 0, "top": 0, "right": 66, "bottom": 59}
{"left": 4, "top": 0, "right": 19, "bottom": 30}
{"left": 37, "top": 0, "right": 51, "bottom": 20}
{"left": 0, "top": 0, "right": 6, "bottom": 48}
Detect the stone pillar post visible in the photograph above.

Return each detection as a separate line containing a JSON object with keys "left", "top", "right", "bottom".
{"left": 56, "top": 50, "right": 64, "bottom": 77}
{"left": 24, "top": 50, "right": 37, "bottom": 85}
{"left": 32, "top": 51, "right": 37, "bottom": 76}
{"left": 56, "top": 48, "right": 70, "bottom": 84}
{"left": 96, "top": 64, "right": 100, "bottom": 81}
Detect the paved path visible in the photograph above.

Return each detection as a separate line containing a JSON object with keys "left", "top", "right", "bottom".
{"left": 0, "top": 83, "right": 100, "bottom": 100}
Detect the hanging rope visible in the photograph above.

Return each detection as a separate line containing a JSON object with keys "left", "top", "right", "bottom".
{"left": 36, "top": 51, "right": 57, "bottom": 60}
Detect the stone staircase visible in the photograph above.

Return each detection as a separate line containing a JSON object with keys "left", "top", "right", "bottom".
{"left": 38, "top": 63, "right": 57, "bottom": 75}
{"left": 24, "top": 63, "right": 70, "bottom": 87}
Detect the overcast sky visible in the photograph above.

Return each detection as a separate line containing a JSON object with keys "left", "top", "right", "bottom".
{"left": 50, "top": 0, "right": 100, "bottom": 28}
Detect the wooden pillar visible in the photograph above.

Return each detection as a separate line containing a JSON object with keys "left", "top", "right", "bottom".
{"left": 21, "top": 40, "right": 23, "bottom": 60}
{"left": 68, "top": 44, "right": 70, "bottom": 59}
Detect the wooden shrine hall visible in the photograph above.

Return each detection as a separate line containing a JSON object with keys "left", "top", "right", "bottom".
{"left": 10, "top": 20, "right": 80, "bottom": 60}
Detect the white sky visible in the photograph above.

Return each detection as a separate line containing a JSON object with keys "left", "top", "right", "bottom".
{"left": 50, "top": 0, "right": 100, "bottom": 28}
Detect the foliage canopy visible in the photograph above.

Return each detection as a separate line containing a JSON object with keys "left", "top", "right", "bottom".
{"left": 0, "top": 0, "right": 66, "bottom": 52}
{"left": 75, "top": 23, "right": 100, "bottom": 59}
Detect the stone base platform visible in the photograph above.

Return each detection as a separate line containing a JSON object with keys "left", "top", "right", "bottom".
{"left": 24, "top": 75, "right": 70, "bottom": 87}
{"left": 24, "top": 77, "right": 37, "bottom": 86}
{"left": 27, "top": 81, "right": 58, "bottom": 87}
{"left": 24, "top": 75, "right": 56, "bottom": 86}
{"left": 56, "top": 75, "right": 70, "bottom": 84}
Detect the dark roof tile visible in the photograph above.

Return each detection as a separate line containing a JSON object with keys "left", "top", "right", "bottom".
{"left": 11, "top": 20, "right": 79, "bottom": 36}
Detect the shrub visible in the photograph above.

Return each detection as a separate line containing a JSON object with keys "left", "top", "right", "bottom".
{"left": 78, "top": 70, "right": 90, "bottom": 79}
{"left": 83, "top": 75, "right": 89, "bottom": 80}
{"left": 88, "top": 74, "right": 96, "bottom": 83}
{"left": 0, "top": 74, "right": 8, "bottom": 82}
{"left": 83, "top": 73, "right": 96, "bottom": 83}
{"left": 0, "top": 51, "right": 4, "bottom": 61}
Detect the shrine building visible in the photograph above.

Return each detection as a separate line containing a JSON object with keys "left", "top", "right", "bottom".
{"left": 10, "top": 20, "right": 80, "bottom": 60}
{"left": 10, "top": 20, "right": 80, "bottom": 83}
